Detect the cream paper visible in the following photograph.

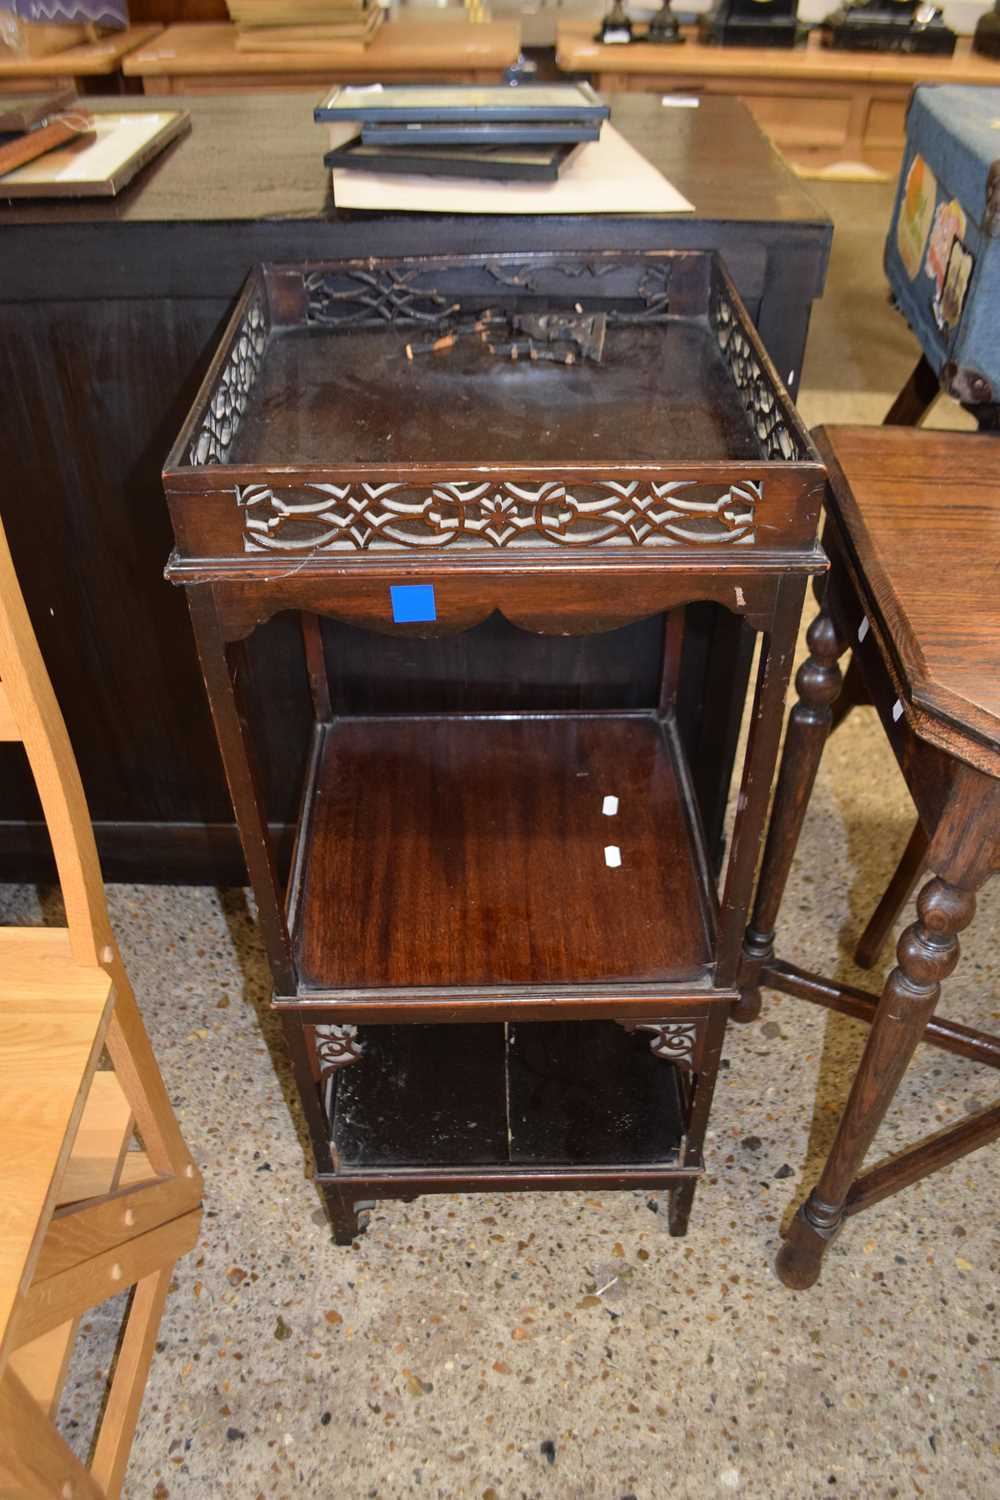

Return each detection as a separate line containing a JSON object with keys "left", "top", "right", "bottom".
{"left": 328, "top": 122, "right": 694, "bottom": 215}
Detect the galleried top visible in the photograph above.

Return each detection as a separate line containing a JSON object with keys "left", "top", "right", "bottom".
{"left": 164, "top": 250, "right": 821, "bottom": 564}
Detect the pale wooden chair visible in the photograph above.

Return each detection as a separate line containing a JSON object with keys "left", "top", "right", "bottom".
{"left": 0, "top": 517, "right": 203, "bottom": 1499}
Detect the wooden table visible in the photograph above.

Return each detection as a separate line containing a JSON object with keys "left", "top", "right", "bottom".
{"left": 737, "top": 425, "right": 1000, "bottom": 1287}
{"left": 557, "top": 22, "right": 1000, "bottom": 175}
{"left": 0, "top": 24, "right": 162, "bottom": 96}
{"left": 0, "top": 91, "right": 830, "bottom": 886}
{"left": 123, "top": 18, "right": 521, "bottom": 93}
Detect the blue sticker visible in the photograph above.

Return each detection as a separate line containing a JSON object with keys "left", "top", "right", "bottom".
{"left": 390, "top": 583, "right": 437, "bottom": 624}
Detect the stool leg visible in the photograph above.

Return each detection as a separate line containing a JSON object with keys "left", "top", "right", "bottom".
{"left": 776, "top": 876, "right": 976, "bottom": 1289}
{"left": 854, "top": 818, "right": 929, "bottom": 970}
{"left": 884, "top": 353, "right": 939, "bottom": 427}
{"left": 734, "top": 606, "right": 848, "bottom": 1023}
{"left": 829, "top": 652, "right": 870, "bottom": 732}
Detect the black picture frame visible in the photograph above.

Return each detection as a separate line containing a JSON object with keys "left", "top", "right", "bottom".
{"left": 359, "top": 119, "right": 601, "bottom": 146}
{"left": 325, "top": 135, "right": 576, "bottom": 182}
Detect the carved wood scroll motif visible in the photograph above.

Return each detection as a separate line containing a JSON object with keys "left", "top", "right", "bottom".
{"left": 313, "top": 1023, "right": 363, "bottom": 1080}
{"left": 237, "top": 479, "right": 760, "bottom": 553}
{"left": 623, "top": 1020, "right": 701, "bottom": 1070}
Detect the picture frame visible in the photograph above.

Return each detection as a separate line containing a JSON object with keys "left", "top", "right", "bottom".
{"left": 0, "top": 108, "right": 190, "bottom": 198}
{"left": 325, "top": 136, "right": 577, "bottom": 183}
{"left": 359, "top": 119, "right": 601, "bottom": 147}
{"left": 314, "top": 82, "right": 610, "bottom": 126}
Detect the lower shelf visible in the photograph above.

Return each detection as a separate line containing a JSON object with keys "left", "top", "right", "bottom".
{"left": 327, "top": 1020, "right": 690, "bottom": 1177}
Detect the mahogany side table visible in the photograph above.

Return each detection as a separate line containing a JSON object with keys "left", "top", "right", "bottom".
{"left": 738, "top": 424, "right": 1000, "bottom": 1288}
{"left": 162, "top": 249, "right": 824, "bottom": 1244}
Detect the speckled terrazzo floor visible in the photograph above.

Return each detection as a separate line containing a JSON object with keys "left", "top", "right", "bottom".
{"left": 5, "top": 182, "right": 1000, "bottom": 1500}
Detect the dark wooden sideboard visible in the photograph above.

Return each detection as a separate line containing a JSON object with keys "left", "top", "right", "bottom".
{"left": 0, "top": 92, "right": 831, "bottom": 884}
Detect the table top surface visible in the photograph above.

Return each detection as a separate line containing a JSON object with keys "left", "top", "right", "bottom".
{"left": 815, "top": 425, "right": 1000, "bottom": 756}
{"left": 557, "top": 21, "right": 1000, "bottom": 86}
{"left": 0, "top": 90, "right": 827, "bottom": 229}
{"left": 0, "top": 23, "right": 162, "bottom": 78}
{"left": 123, "top": 19, "right": 521, "bottom": 77}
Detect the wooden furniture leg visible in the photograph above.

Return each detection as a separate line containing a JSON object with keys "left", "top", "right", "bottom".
{"left": 829, "top": 651, "right": 869, "bottom": 732}
{"left": 854, "top": 818, "right": 929, "bottom": 969}
{"left": 668, "top": 1180, "right": 697, "bottom": 1238}
{"left": 884, "top": 353, "right": 939, "bottom": 427}
{"left": 734, "top": 599, "right": 849, "bottom": 1021}
{"left": 321, "top": 1185, "right": 374, "bottom": 1247}
{"left": 620, "top": 1006, "right": 726, "bottom": 1239}
{"left": 776, "top": 874, "right": 977, "bottom": 1289}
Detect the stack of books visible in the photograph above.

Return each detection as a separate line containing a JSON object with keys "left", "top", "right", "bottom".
{"left": 315, "top": 82, "right": 611, "bottom": 184}
{"left": 228, "top": 0, "right": 384, "bottom": 54}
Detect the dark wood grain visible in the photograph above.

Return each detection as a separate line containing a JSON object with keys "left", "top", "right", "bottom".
{"left": 295, "top": 714, "right": 712, "bottom": 991}
{"left": 126, "top": 0, "right": 262, "bottom": 22}
{"left": 813, "top": 426, "right": 1000, "bottom": 773}
{"left": 230, "top": 324, "right": 759, "bottom": 468}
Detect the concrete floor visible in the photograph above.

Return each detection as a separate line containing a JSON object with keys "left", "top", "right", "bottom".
{"left": 4, "top": 176, "right": 998, "bottom": 1499}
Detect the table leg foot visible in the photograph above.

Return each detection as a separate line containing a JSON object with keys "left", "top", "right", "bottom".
{"left": 777, "top": 877, "right": 976, "bottom": 1287}
{"left": 324, "top": 1187, "right": 374, "bottom": 1246}
{"left": 775, "top": 1197, "right": 841, "bottom": 1289}
{"left": 731, "top": 986, "right": 762, "bottom": 1024}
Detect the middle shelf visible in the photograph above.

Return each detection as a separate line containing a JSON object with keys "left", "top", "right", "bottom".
{"left": 286, "top": 710, "right": 717, "bottom": 1006}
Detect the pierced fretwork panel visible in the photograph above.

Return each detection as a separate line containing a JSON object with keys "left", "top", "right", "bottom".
{"left": 238, "top": 479, "right": 759, "bottom": 553}
{"left": 189, "top": 293, "right": 269, "bottom": 466}
{"left": 301, "top": 259, "right": 673, "bottom": 333}
{"left": 305, "top": 267, "right": 459, "bottom": 330}
{"left": 710, "top": 286, "right": 803, "bottom": 464}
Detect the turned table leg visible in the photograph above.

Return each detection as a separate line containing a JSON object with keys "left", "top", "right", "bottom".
{"left": 776, "top": 876, "right": 976, "bottom": 1289}
{"left": 734, "top": 604, "right": 849, "bottom": 1022}
{"left": 854, "top": 819, "right": 929, "bottom": 970}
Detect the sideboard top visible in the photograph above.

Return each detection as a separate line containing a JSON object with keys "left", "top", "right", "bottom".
{"left": 0, "top": 92, "right": 829, "bottom": 231}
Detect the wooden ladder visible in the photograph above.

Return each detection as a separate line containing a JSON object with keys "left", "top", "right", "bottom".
{"left": 0, "top": 518, "right": 203, "bottom": 1499}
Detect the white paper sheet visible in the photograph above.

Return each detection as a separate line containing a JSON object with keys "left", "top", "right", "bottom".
{"left": 328, "top": 123, "right": 694, "bottom": 215}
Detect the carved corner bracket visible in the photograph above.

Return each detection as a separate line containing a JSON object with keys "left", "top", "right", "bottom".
{"left": 619, "top": 1019, "right": 703, "bottom": 1071}
{"left": 309, "top": 1023, "right": 363, "bottom": 1081}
